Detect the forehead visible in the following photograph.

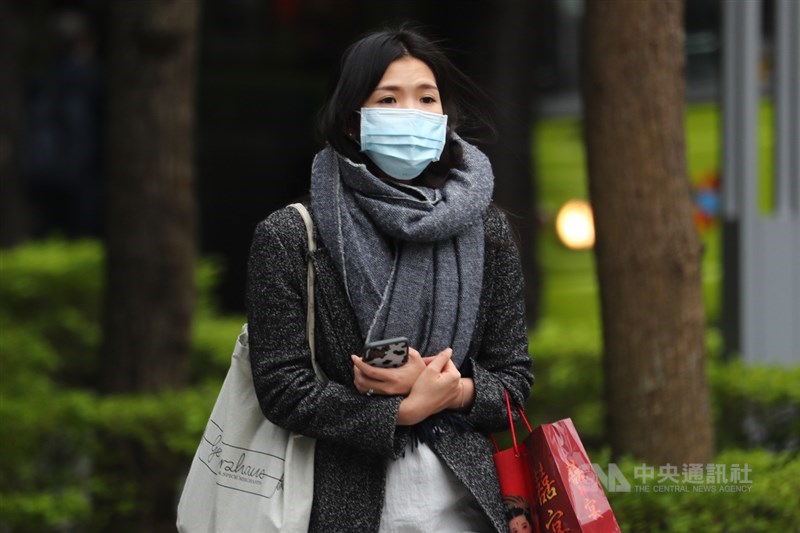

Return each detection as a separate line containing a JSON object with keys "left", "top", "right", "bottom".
{"left": 375, "top": 56, "right": 438, "bottom": 87}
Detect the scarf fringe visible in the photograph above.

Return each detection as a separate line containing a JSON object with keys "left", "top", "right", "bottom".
{"left": 409, "top": 412, "right": 475, "bottom": 450}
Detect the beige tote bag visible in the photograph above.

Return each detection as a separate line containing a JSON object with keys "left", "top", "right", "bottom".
{"left": 177, "top": 204, "right": 324, "bottom": 532}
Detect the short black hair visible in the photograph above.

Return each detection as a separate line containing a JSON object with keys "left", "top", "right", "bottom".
{"left": 317, "top": 23, "right": 494, "bottom": 186}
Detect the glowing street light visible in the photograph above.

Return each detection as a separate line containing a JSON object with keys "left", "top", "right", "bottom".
{"left": 555, "top": 199, "right": 595, "bottom": 250}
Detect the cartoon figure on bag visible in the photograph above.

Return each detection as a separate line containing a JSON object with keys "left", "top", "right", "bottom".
{"left": 504, "top": 494, "right": 538, "bottom": 533}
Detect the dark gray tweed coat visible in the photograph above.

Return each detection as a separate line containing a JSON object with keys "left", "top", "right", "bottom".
{"left": 246, "top": 203, "right": 533, "bottom": 533}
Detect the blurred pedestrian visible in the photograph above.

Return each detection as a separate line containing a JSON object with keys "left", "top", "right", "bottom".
{"left": 22, "top": 9, "right": 103, "bottom": 238}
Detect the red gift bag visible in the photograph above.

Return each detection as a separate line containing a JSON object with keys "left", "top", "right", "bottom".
{"left": 525, "top": 418, "right": 621, "bottom": 533}
{"left": 491, "top": 390, "right": 540, "bottom": 533}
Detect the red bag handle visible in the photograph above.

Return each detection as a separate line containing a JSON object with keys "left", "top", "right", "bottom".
{"left": 491, "top": 389, "right": 533, "bottom": 456}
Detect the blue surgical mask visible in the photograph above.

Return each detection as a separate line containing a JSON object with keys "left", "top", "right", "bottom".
{"left": 359, "top": 108, "right": 448, "bottom": 180}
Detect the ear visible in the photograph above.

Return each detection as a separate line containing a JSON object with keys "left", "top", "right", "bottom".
{"left": 344, "top": 112, "right": 361, "bottom": 145}
{"left": 346, "top": 128, "right": 361, "bottom": 146}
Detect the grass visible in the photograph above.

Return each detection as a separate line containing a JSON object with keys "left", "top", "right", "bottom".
{"left": 530, "top": 100, "right": 776, "bottom": 346}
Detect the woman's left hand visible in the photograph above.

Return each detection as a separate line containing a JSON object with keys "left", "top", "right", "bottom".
{"left": 351, "top": 347, "right": 426, "bottom": 396}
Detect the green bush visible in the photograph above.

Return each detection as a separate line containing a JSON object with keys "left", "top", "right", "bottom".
{"left": 0, "top": 239, "right": 238, "bottom": 530}
{"left": 1, "top": 238, "right": 798, "bottom": 531}
{"left": 0, "top": 488, "right": 92, "bottom": 531}
{"left": 607, "top": 449, "right": 800, "bottom": 532}
{"left": 0, "top": 239, "right": 104, "bottom": 387}
{"left": 0, "top": 239, "right": 233, "bottom": 387}
{"left": 710, "top": 358, "right": 800, "bottom": 451}
{"left": 527, "top": 318, "right": 605, "bottom": 448}
{"left": 528, "top": 320, "right": 800, "bottom": 454}
{"left": 190, "top": 315, "right": 247, "bottom": 384}
{"left": 0, "top": 385, "right": 221, "bottom": 531}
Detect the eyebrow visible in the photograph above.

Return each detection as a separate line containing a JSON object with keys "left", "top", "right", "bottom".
{"left": 373, "top": 83, "right": 440, "bottom": 92}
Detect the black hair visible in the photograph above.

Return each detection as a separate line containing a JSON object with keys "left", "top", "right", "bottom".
{"left": 503, "top": 494, "right": 533, "bottom": 524}
{"left": 317, "top": 23, "right": 495, "bottom": 187}
{"left": 505, "top": 505, "right": 532, "bottom": 522}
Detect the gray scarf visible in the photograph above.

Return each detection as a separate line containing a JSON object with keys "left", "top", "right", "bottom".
{"left": 310, "top": 136, "right": 494, "bottom": 367}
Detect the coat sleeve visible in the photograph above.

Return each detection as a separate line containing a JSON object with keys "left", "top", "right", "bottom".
{"left": 246, "top": 208, "right": 406, "bottom": 460}
{"left": 463, "top": 208, "right": 535, "bottom": 431}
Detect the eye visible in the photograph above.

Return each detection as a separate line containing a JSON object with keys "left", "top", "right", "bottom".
{"left": 420, "top": 96, "right": 437, "bottom": 104}
{"left": 377, "top": 96, "right": 396, "bottom": 104}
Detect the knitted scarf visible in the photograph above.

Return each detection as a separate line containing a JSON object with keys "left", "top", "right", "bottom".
{"left": 310, "top": 136, "right": 494, "bottom": 368}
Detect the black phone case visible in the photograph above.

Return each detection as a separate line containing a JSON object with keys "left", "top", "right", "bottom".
{"left": 362, "top": 337, "right": 409, "bottom": 368}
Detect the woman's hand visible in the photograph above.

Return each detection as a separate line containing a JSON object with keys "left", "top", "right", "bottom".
{"left": 351, "top": 347, "right": 426, "bottom": 397}
{"left": 397, "top": 348, "right": 462, "bottom": 425}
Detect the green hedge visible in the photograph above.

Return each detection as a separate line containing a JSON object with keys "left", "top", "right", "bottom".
{"left": 0, "top": 239, "right": 238, "bottom": 530}
{"left": 1, "top": 239, "right": 798, "bottom": 531}
{"left": 0, "top": 387, "right": 219, "bottom": 530}
{"left": 710, "top": 358, "right": 800, "bottom": 452}
{"left": 607, "top": 449, "right": 800, "bottom": 532}
{"left": 528, "top": 320, "right": 800, "bottom": 452}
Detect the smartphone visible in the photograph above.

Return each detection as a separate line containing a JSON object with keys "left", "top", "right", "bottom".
{"left": 362, "top": 337, "right": 409, "bottom": 368}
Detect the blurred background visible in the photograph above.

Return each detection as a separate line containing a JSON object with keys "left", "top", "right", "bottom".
{"left": 1, "top": 0, "right": 798, "bottom": 531}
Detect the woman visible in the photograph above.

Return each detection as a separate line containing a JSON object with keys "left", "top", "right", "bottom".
{"left": 247, "top": 25, "right": 533, "bottom": 532}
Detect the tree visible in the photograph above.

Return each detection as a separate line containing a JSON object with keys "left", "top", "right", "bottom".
{"left": 0, "top": 2, "right": 29, "bottom": 247}
{"left": 102, "top": 0, "right": 200, "bottom": 394}
{"left": 582, "top": 0, "right": 713, "bottom": 464}
{"left": 101, "top": 1, "right": 200, "bottom": 530}
{"left": 484, "top": 0, "right": 541, "bottom": 326}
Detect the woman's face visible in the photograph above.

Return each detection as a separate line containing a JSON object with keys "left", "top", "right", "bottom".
{"left": 509, "top": 515, "right": 532, "bottom": 533}
{"left": 362, "top": 56, "right": 443, "bottom": 114}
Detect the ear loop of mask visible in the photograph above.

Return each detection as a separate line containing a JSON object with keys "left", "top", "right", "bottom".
{"left": 348, "top": 110, "right": 361, "bottom": 147}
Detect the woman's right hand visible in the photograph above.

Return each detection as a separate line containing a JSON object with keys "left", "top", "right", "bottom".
{"left": 396, "top": 348, "right": 462, "bottom": 426}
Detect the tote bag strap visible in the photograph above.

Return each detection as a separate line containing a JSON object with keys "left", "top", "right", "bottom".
{"left": 288, "top": 202, "right": 327, "bottom": 383}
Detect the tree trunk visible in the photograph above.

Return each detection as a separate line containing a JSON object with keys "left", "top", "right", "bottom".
{"left": 582, "top": 0, "right": 713, "bottom": 464}
{"left": 0, "top": 2, "right": 30, "bottom": 247}
{"left": 102, "top": 0, "right": 200, "bottom": 394}
{"left": 101, "top": 2, "right": 199, "bottom": 529}
{"left": 486, "top": 0, "right": 542, "bottom": 327}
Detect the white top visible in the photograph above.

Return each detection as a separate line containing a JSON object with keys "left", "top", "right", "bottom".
{"left": 378, "top": 442, "right": 495, "bottom": 533}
